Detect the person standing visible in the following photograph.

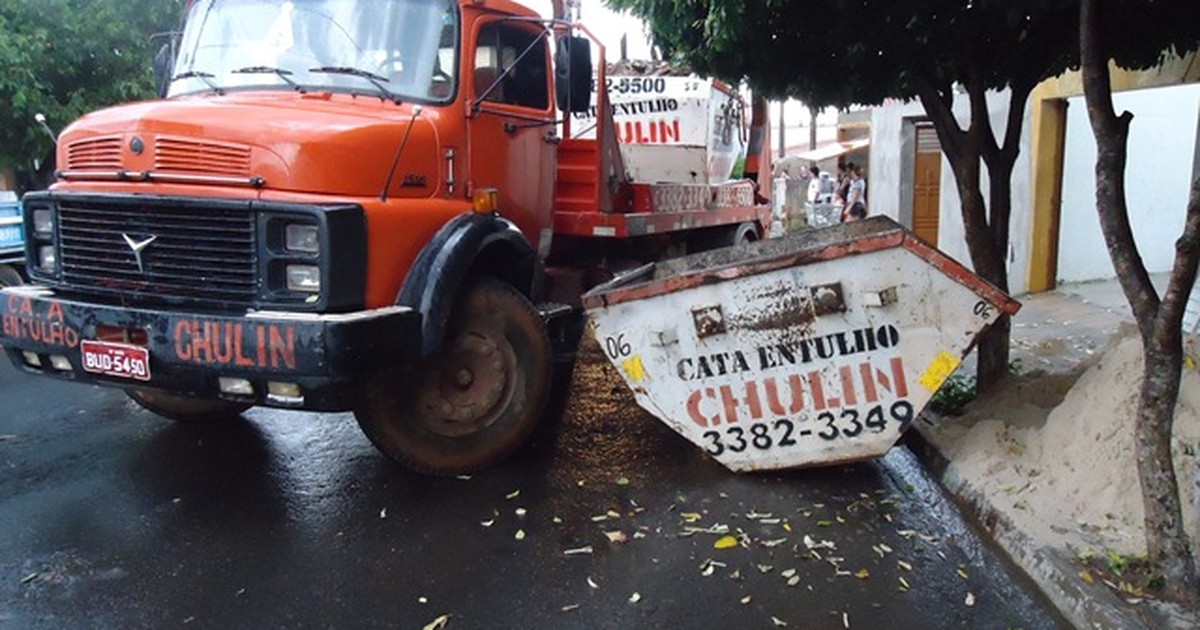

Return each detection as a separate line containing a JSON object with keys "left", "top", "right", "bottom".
{"left": 843, "top": 165, "right": 867, "bottom": 222}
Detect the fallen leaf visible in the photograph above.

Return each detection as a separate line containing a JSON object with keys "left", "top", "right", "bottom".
{"left": 787, "top": 575, "right": 801, "bottom": 587}
{"left": 505, "top": 490, "right": 520, "bottom": 500}
{"left": 553, "top": 516, "right": 563, "bottom": 525}
{"left": 899, "top": 576, "right": 910, "bottom": 591}
{"left": 515, "top": 508, "right": 527, "bottom": 518}
{"left": 563, "top": 546, "right": 593, "bottom": 556}
{"left": 514, "top": 529, "right": 526, "bottom": 540}
{"left": 965, "top": 592, "right": 976, "bottom": 607}
{"left": 422, "top": 614, "right": 451, "bottom": 630}
{"left": 878, "top": 543, "right": 893, "bottom": 554}
{"left": 20, "top": 573, "right": 39, "bottom": 584}
{"left": 379, "top": 508, "right": 387, "bottom": 519}
{"left": 590, "top": 514, "right": 609, "bottom": 522}
{"left": 560, "top": 604, "right": 580, "bottom": 613}
{"left": 605, "top": 531, "right": 628, "bottom": 544}
{"left": 817, "top": 520, "right": 833, "bottom": 527}
{"left": 760, "top": 538, "right": 788, "bottom": 548}
{"left": 480, "top": 519, "right": 495, "bottom": 527}
{"left": 781, "top": 568, "right": 797, "bottom": 578}
{"left": 456, "top": 475, "right": 472, "bottom": 481}
{"left": 729, "top": 569, "right": 743, "bottom": 581}
{"left": 740, "top": 595, "right": 752, "bottom": 605}
{"left": 771, "top": 616, "right": 788, "bottom": 627}
{"left": 897, "top": 560, "right": 913, "bottom": 571}
{"left": 681, "top": 512, "right": 703, "bottom": 523}
{"left": 587, "top": 576, "right": 599, "bottom": 589}
{"left": 615, "top": 477, "right": 630, "bottom": 485}
{"left": 854, "top": 569, "right": 870, "bottom": 579}
{"left": 713, "top": 535, "right": 739, "bottom": 549}
{"left": 418, "top": 596, "right": 428, "bottom": 604}
{"left": 628, "top": 592, "right": 641, "bottom": 604}
{"left": 956, "top": 568, "right": 968, "bottom": 580}
{"left": 842, "top": 611, "right": 850, "bottom": 628}
{"left": 756, "top": 564, "right": 774, "bottom": 574}
{"left": 1079, "top": 570, "right": 1094, "bottom": 584}
{"left": 606, "top": 509, "right": 621, "bottom": 519}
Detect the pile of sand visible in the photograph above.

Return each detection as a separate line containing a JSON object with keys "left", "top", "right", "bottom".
{"left": 937, "top": 324, "right": 1200, "bottom": 556}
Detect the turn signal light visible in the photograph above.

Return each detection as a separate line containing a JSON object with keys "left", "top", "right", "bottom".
{"left": 472, "top": 188, "right": 500, "bottom": 214}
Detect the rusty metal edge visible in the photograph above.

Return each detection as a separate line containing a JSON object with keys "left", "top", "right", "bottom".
{"left": 582, "top": 219, "right": 1022, "bottom": 316}
{"left": 581, "top": 228, "right": 908, "bottom": 310}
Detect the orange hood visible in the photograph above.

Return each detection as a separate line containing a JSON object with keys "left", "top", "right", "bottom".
{"left": 57, "top": 91, "right": 445, "bottom": 198}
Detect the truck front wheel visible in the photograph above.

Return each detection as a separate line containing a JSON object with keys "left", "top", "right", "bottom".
{"left": 127, "top": 389, "right": 251, "bottom": 421}
{"left": 355, "top": 278, "right": 552, "bottom": 475}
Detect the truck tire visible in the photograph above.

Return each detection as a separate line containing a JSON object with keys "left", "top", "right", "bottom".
{"left": 127, "top": 389, "right": 251, "bottom": 421}
{"left": 0, "top": 265, "right": 22, "bottom": 288}
{"left": 355, "top": 278, "right": 552, "bottom": 475}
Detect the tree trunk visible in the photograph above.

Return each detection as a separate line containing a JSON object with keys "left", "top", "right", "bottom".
{"left": 1081, "top": 0, "right": 1198, "bottom": 600}
{"left": 915, "top": 81, "right": 1013, "bottom": 392}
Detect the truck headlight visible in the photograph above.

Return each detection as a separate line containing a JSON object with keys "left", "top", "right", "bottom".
{"left": 285, "top": 264, "right": 321, "bottom": 292}
{"left": 285, "top": 223, "right": 320, "bottom": 253}
{"left": 33, "top": 209, "right": 54, "bottom": 238}
{"left": 37, "top": 245, "right": 58, "bottom": 272}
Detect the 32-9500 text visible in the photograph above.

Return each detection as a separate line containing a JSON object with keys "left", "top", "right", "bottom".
{"left": 701, "top": 401, "right": 914, "bottom": 456}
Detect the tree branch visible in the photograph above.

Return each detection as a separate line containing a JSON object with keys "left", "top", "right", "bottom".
{"left": 1160, "top": 175, "right": 1200, "bottom": 331}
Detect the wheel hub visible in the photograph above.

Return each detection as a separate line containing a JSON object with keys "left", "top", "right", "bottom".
{"left": 415, "top": 328, "right": 516, "bottom": 437}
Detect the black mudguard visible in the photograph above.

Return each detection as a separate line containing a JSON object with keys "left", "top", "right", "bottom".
{"left": 398, "top": 213, "right": 539, "bottom": 358}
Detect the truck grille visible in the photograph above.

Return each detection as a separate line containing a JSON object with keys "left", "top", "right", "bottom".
{"left": 65, "top": 136, "right": 123, "bottom": 170}
{"left": 57, "top": 199, "right": 258, "bottom": 308}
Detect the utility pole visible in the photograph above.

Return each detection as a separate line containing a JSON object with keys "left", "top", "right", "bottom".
{"left": 777, "top": 101, "right": 786, "bottom": 159}
{"left": 809, "top": 105, "right": 818, "bottom": 151}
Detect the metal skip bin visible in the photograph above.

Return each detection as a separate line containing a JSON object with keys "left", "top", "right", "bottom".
{"left": 581, "top": 217, "right": 1021, "bottom": 472}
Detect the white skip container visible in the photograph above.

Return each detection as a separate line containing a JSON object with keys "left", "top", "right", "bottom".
{"left": 582, "top": 217, "right": 1020, "bottom": 472}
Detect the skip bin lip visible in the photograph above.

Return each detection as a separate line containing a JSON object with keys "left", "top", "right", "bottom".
{"left": 582, "top": 217, "right": 1020, "bottom": 318}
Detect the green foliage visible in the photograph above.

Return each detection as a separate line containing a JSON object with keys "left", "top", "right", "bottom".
{"left": 606, "top": 0, "right": 1082, "bottom": 108}
{"left": 928, "top": 373, "right": 976, "bottom": 416}
{"left": 0, "top": 0, "right": 182, "bottom": 174}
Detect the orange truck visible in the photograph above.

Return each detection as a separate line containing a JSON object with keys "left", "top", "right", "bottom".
{"left": 0, "top": 0, "right": 772, "bottom": 474}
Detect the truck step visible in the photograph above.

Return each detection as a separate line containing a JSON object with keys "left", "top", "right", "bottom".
{"left": 555, "top": 164, "right": 598, "bottom": 184}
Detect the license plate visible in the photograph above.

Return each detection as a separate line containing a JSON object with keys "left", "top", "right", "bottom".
{"left": 81, "top": 340, "right": 151, "bottom": 381}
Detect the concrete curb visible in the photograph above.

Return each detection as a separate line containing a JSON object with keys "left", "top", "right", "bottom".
{"left": 905, "top": 427, "right": 1195, "bottom": 630}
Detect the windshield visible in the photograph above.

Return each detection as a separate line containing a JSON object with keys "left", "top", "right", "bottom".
{"left": 171, "top": 0, "right": 459, "bottom": 102}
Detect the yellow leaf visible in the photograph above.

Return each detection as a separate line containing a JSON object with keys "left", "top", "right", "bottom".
{"left": 681, "top": 512, "right": 703, "bottom": 523}
{"left": 714, "top": 535, "right": 739, "bottom": 549}
{"left": 854, "top": 569, "right": 870, "bottom": 579}
{"left": 1079, "top": 570, "right": 1094, "bottom": 584}
{"left": 423, "top": 614, "right": 451, "bottom": 630}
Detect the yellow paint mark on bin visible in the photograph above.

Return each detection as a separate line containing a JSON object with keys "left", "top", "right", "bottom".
{"left": 622, "top": 355, "right": 647, "bottom": 383}
{"left": 919, "top": 352, "right": 960, "bottom": 392}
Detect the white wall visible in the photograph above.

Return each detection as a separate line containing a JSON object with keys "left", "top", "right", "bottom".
{"left": 1057, "top": 83, "right": 1200, "bottom": 283}
{"left": 870, "top": 90, "right": 1034, "bottom": 294}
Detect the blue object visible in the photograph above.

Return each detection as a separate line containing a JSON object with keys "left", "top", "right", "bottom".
{"left": 0, "top": 200, "right": 25, "bottom": 263}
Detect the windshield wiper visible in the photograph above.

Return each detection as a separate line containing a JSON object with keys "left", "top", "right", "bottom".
{"left": 309, "top": 66, "right": 400, "bottom": 103}
{"left": 233, "top": 66, "right": 305, "bottom": 93}
{"left": 171, "top": 70, "right": 225, "bottom": 95}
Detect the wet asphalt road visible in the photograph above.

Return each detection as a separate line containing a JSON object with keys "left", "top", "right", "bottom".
{"left": 0, "top": 341, "right": 1067, "bottom": 630}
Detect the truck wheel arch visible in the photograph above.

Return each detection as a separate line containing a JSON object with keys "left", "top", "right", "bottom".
{"left": 398, "top": 213, "right": 539, "bottom": 358}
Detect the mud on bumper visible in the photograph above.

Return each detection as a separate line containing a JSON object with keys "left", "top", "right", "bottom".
{"left": 0, "top": 287, "right": 420, "bottom": 411}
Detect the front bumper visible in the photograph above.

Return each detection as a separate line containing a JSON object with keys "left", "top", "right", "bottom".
{"left": 0, "top": 286, "right": 420, "bottom": 411}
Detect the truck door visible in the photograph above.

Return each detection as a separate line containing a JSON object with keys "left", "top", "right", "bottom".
{"left": 467, "top": 20, "right": 557, "bottom": 256}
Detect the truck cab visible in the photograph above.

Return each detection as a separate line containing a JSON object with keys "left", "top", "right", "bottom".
{"left": 1, "top": 0, "right": 771, "bottom": 474}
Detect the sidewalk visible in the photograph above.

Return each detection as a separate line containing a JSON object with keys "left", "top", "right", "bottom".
{"left": 910, "top": 276, "right": 1200, "bottom": 629}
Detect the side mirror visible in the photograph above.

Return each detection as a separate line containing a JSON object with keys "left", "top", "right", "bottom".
{"left": 555, "top": 36, "right": 591, "bottom": 114}
{"left": 151, "top": 31, "right": 181, "bottom": 98}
